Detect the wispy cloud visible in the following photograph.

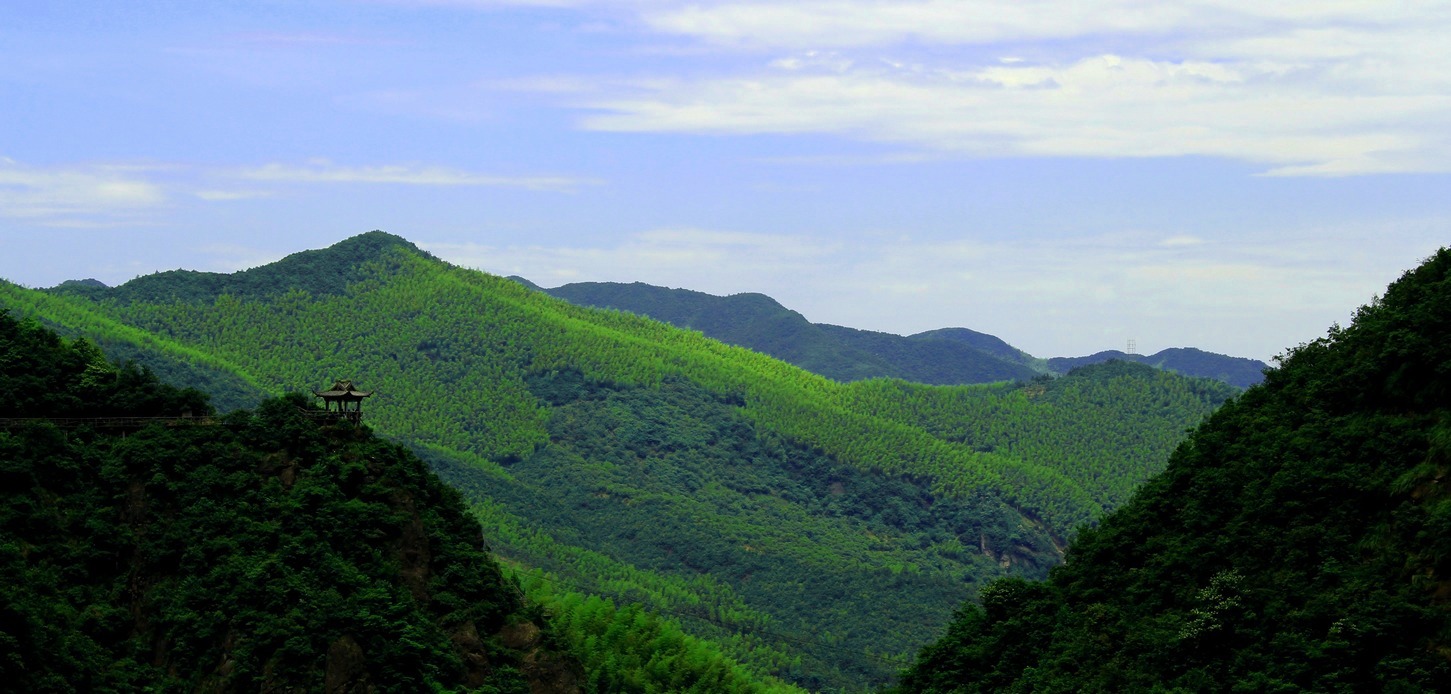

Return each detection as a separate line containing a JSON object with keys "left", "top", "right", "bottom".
{"left": 0, "top": 158, "right": 167, "bottom": 226}
{"left": 424, "top": 1, "right": 1443, "bottom": 176}
{"left": 342, "top": 2, "right": 1451, "bottom": 174}
{"left": 638, "top": 2, "right": 1449, "bottom": 49}
{"left": 236, "top": 161, "right": 601, "bottom": 191}
{"left": 580, "top": 51, "right": 1449, "bottom": 175}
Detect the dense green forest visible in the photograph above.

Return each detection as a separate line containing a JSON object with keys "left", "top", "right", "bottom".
{"left": 0, "top": 311, "right": 567, "bottom": 691}
{"left": 894, "top": 249, "right": 1451, "bottom": 691}
{"left": 2, "top": 232, "right": 1233, "bottom": 689}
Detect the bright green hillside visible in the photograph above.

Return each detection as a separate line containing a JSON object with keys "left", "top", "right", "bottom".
{"left": 2, "top": 232, "right": 1231, "bottom": 689}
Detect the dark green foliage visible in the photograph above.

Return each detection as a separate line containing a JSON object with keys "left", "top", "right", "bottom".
{"left": 907, "top": 328, "right": 1041, "bottom": 370}
{"left": 0, "top": 314, "right": 211, "bottom": 418}
{"left": 92, "top": 338, "right": 271, "bottom": 412}
{"left": 894, "top": 249, "right": 1451, "bottom": 692}
{"left": 536, "top": 280, "right": 1041, "bottom": 385}
{"left": 0, "top": 312, "right": 549, "bottom": 692}
{"left": 1048, "top": 347, "right": 1268, "bottom": 388}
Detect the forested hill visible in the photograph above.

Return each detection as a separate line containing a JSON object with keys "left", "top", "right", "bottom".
{"left": 530, "top": 279, "right": 1042, "bottom": 384}
{"left": 2, "top": 232, "right": 1233, "bottom": 689}
{"left": 527, "top": 279, "right": 1268, "bottom": 390}
{"left": 0, "top": 312, "right": 581, "bottom": 692}
{"left": 907, "top": 327, "right": 1040, "bottom": 369}
{"left": 1047, "top": 347, "right": 1268, "bottom": 388}
{"left": 895, "top": 248, "right": 1451, "bottom": 692}
{"left": 50, "top": 230, "right": 427, "bottom": 305}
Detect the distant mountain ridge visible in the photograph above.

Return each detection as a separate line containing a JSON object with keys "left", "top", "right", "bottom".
{"left": 530, "top": 280, "right": 1043, "bottom": 385}
{"left": 1048, "top": 348, "right": 1267, "bottom": 388}
{"left": 521, "top": 278, "right": 1267, "bottom": 388}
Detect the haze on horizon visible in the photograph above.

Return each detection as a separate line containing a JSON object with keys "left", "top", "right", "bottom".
{"left": 3, "top": 1, "right": 1449, "bottom": 362}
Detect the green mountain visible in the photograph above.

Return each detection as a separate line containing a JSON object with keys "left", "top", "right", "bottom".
{"left": 531, "top": 280, "right": 1043, "bottom": 385}
{"left": 907, "top": 328, "right": 1041, "bottom": 371}
{"left": 1047, "top": 347, "right": 1268, "bottom": 388}
{"left": 2, "top": 231, "right": 1232, "bottom": 689}
{"left": 0, "top": 312, "right": 582, "bottom": 692}
{"left": 894, "top": 249, "right": 1451, "bottom": 692}
{"left": 528, "top": 279, "right": 1266, "bottom": 390}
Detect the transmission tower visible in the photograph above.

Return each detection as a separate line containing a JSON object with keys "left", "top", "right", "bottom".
{"left": 1126, "top": 338, "right": 1137, "bottom": 355}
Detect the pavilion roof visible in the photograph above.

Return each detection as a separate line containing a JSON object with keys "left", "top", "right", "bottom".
{"left": 314, "top": 379, "right": 373, "bottom": 398}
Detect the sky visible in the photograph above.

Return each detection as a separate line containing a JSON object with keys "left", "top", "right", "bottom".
{"left": 2, "top": 1, "right": 1449, "bottom": 362}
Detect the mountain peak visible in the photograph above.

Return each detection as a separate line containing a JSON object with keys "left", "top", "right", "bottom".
{"left": 327, "top": 230, "right": 423, "bottom": 257}
{"left": 51, "top": 231, "right": 429, "bottom": 305}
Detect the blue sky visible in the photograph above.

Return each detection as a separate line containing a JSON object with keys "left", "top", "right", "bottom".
{"left": 2, "top": 1, "right": 1448, "bottom": 361}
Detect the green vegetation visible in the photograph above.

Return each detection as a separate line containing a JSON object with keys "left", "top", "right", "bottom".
{"left": 894, "top": 248, "right": 1451, "bottom": 692}
{"left": 844, "top": 362, "right": 1237, "bottom": 511}
{"left": 0, "top": 311, "right": 553, "bottom": 691}
{"left": 2, "top": 232, "right": 1232, "bottom": 689}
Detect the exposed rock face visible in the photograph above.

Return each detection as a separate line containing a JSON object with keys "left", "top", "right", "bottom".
{"left": 450, "top": 620, "right": 492, "bottom": 687}
{"left": 522, "top": 649, "right": 586, "bottom": 694}
{"left": 325, "top": 636, "right": 372, "bottom": 693}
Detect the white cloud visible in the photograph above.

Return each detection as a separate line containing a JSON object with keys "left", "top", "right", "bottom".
{"left": 379, "top": 1, "right": 1431, "bottom": 175}
{"left": 580, "top": 50, "right": 1451, "bottom": 175}
{"left": 236, "top": 161, "right": 601, "bottom": 191}
{"left": 0, "top": 159, "right": 167, "bottom": 226}
{"left": 771, "top": 50, "right": 854, "bottom": 73}
{"left": 346, "top": 1, "right": 1451, "bottom": 174}
{"left": 639, "top": 2, "right": 1451, "bottom": 49}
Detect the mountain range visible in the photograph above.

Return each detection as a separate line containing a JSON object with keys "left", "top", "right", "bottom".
{"left": 517, "top": 278, "right": 1268, "bottom": 389}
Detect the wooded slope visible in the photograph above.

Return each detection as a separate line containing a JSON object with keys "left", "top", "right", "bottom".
{"left": 895, "top": 248, "right": 1451, "bottom": 692}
